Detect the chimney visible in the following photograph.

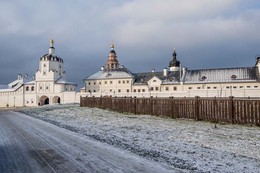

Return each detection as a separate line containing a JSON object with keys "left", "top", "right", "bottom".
{"left": 163, "top": 68, "right": 167, "bottom": 78}
{"left": 17, "top": 74, "right": 22, "bottom": 80}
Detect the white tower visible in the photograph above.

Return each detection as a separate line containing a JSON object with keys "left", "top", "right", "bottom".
{"left": 35, "top": 39, "right": 66, "bottom": 83}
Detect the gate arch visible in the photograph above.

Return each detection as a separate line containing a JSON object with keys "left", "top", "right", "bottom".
{"left": 52, "top": 96, "right": 61, "bottom": 104}
{"left": 39, "top": 95, "right": 49, "bottom": 106}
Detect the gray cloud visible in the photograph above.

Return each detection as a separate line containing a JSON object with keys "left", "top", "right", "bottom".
{"left": 0, "top": 0, "right": 260, "bottom": 89}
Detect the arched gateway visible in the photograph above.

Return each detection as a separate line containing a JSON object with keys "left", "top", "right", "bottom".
{"left": 52, "top": 96, "right": 61, "bottom": 104}
{"left": 39, "top": 95, "right": 49, "bottom": 106}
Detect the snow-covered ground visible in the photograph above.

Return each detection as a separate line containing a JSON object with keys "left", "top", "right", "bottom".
{"left": 18, "top": 104, "right": 260, "bottom": 173}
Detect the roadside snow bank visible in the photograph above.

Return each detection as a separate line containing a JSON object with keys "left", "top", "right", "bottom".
{"left": 18, "top": 104, "right": 260, "bottom": 173}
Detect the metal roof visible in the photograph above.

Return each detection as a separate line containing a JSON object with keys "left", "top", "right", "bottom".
{"left": 55, "top": 77, "right": 77, "bottom": 85}
{"left": 86, "top": 67, "right": 134, "bottom": 80}
{"left": 184, "top": 67, "right": 258, "bottom": 83}
{"left": 133, "top": 71, "right": 181, "bottom": 84}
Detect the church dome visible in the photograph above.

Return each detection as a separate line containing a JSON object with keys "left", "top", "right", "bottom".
{"left": 169, "top": 49, "right": 180, "bottom": 67}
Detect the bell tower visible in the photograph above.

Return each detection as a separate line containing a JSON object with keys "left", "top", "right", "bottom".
{"left": 35, "top": 38, "right": 66, "bottom": 82}
{"left": 105, "top": 43, "right": 120, "bottom": 70}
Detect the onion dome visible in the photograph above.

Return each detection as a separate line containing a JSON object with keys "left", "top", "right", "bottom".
{"left": 169, "top": 49, "right": 180, "bottom": 67}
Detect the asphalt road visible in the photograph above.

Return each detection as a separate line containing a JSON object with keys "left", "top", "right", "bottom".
{"left": 0, "top": 111, "right": 180, "bottom": 173}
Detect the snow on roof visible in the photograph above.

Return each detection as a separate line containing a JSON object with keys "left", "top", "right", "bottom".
{"left": 133, "top": 71, "right": 181, "bottom": 84}
{"left": 184, "top": 67, "right": 258, "bottom": 83}
{"left": 55, "top": 77, "right": 77, "bottom": 85}
{"left": 86, "top": 68, "right": 134, "bottom": 80}
{"left": 0, "top": 79, "right": 23, "bottom": 92}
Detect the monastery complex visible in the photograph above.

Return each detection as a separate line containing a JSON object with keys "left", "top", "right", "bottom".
{"left": 1, "top": 39, "right": 260, "bottom": 107}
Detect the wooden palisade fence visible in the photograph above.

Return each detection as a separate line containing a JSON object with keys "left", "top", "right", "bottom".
{"left": 80, "top": 96, "right": 260, "bottom": 126}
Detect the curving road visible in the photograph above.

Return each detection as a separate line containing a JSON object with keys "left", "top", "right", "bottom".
{"left": 0, "top": 111, "right": 180, "bottom": 173}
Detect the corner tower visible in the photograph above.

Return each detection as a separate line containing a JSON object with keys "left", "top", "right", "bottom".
{"left": 105, "top": 43, "right": 120, "bottom": 70}
{"left": 169, "top": 49, "right": 181, "bottom": 72}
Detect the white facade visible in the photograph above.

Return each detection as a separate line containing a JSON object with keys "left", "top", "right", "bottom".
{"left": 0, "top": 39, "right": 84, "bottom": 108}
{"left": 84, "top": 46, "right": 260, "bottom": 98}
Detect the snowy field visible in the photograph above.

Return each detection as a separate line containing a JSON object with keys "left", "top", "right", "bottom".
{"left": 17, "top": 104, "right": 260, "bottom": 173}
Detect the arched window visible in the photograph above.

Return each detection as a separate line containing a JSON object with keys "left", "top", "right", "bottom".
{"left": 31, "top": 86, "right": 34, "bottom": 91}
{"left": 26, "top": 86, "right": 29, "bottom": 91}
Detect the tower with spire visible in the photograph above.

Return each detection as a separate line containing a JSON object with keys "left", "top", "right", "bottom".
{"left": 169, "top": 49, "right": 181, "bottom": 72}
{"left": 105, "top": 43, "right": 120, "bottom": 70}
{"left": 49, "top": 38, "right": 55, "bottom": 55}
{"left": 35, "top": 38, "right": 66, "bottom": 85}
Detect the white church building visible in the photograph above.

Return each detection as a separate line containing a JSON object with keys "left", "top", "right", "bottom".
{"left": 84, "top": 44, "right": 260, "bottom": 98}
{"left": 0, "top": 39, "right": 82, "bottom": 107}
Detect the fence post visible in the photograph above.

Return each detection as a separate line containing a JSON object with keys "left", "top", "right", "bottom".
{"left": 150, "top": 96, "right": 153, "bottom": 115}
{"left": 134, "top": 97, "right": 137, "bottom": 114}
{"left": 195, "top": 96, "right": 200, "bottom": 121}
{"left": 171, "top": 97, "right": 175, "bottom": 118}
{"left": 228, "top": 96, "right": 234, "bottom": 124}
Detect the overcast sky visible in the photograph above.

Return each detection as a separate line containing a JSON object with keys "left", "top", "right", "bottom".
{"left": 1, "top": 0, "right": 260, "bottom": 88}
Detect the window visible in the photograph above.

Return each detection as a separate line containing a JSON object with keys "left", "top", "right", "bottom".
{"left": 150, "top": 87, "right": 154, "bottom": 91}
{"left": 99, "top": 82, "right": 101, "bottom": 85}
{"left": 127, "top": 80, "right": 129, "bottom": 83}
{"left": 200, "top": 76, "right": 207, "bottom": 81}
{"left": 153, "top": 80, "right": 157, "bottom": 82}
{"left": 110, "top": 81, "right": 113, "bottom": 84}
{"left": 247, "top": 86, "right": 251, "bottom": 88}
{"left": 105, "top": 81, "right": 107, "bottom": 84}
{"left": 31, "top": 86, "right": 34, "bottom": 91}
{"left": 142, "top": 89, "right": 145, "bottom": 92}
{"left": 166, "top": 87, "right": 169, "bottom": 91}
{"left": 88, "top": 82, "right": 91, "bottom": 85}
{"left": 138, "top": 89, "right": 141, "bottom": 92}
{"left": 94, "top": 82, "right": 96, "bottom": 85}
{"left": 134, "top": 89, "right": 136, "bottom": 92}
{"left": 213, "top": 87, "right": 217, "bottom": 89}
{"left": 240, "top": 86, "right": 243, "bottom": 88}
{"left": 127, "top": 89, "right": 129, "bottom": 92}
{"left": 93, "top": 90, "right": 96, "bottom": 92}
{"left": 233, "top": 86, "right": 237, "bottom": 89}
{"left": 123, "top": 80, "right": 125, "bottom": 84}
{"left": 231, "top": 75, "right": 237, "bottom": 79}
{"left": 207, "top": 87, "right": 210, "bottom": 89}
{"left": 188, "top": 87, "right": 192, "bottom": 89}
{"left": 43, "top": 64, "right": 46, "bottom": 67}
{"left": 39, "top": 86, "right": 42, "bottom": 90}
{"left": 26, "top": 86, "right": 29, "bottom": 91}
{"left": 155, "top": 87, "right": 159, "bottom": 91}
{"left": 118, "top": 89, "right": 121, "bottom": 92}
{"left": 110, "top": 89, "right": 112, "bottom": 92}
{"left": 197, "top": 87, "right": 201, "bottom": 89}
{"left": 173, "top": 87, "right": 177, "bottom": 91}
{"left": 46, "top": 86, "right": 49, "bottom": 90}
{"left": 226, "top": 86, "right": 230, "bottom": 89}
{"left": 118, "top": 81, "right": 121, "bottom": 84}
{"left": 254, "top": 86, "right": 258, "bottom": 88}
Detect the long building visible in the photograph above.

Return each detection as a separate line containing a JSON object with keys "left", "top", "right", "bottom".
{"left": 84, "top": 44, "right": 260, "bottom": 98}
